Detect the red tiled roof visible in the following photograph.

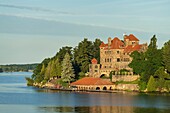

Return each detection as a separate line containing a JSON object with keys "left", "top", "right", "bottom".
{"left": 100, "top": 37, "right": 124, "bottom": 49}
{"left": 124, "top": 45, "right": 142, "bottom": 53}
{"left": 91, "top": 58, "right": 98, "bottom": 64}
{"left": 125, "top": 34, "right": 139, "bottom": 41}
{"left": 71, "top": 77, "right": 113, "bottom": 85}
{"left": 100, "top": 42, "right": 107, "bottom": 47}
{"left": 110, "top": 37, "right": 124, "bottom": 49}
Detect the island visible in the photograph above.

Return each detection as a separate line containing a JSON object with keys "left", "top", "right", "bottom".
{"left": 26, "top": 34, "right": 170, "bottom": 93}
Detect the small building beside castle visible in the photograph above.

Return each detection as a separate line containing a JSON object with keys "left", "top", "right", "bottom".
{"left": 89, "top": 34, "right": 147, "bottom": 78}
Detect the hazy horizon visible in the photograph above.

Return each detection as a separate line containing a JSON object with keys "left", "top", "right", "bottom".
{"left": 0, "top": 0, "right": 170, "bottom": 65}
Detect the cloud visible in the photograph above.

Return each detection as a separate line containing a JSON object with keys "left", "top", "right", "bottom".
{"left": 0, "top": 4, "right": 74, "bottom": 15}
{"left": 0, "top": 12, "right": 165, "bottom": 35}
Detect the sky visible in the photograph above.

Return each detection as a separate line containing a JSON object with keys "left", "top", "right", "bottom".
{"left": 0, "top": 0, "right": 170, "bottom": 65}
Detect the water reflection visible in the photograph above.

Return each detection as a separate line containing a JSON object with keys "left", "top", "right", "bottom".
{"left": 39, "top": 106, "right": 170, "bottom": 113}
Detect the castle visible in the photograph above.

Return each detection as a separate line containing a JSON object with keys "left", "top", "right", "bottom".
{"left": 89, "top": 34, "right": 147, "bottom": 78}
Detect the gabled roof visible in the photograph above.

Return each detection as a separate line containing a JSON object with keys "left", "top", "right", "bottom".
{"left": 100, "top": 42, "right": 108, "bottom": 47}
{"left": 110, "top": 37, "right": 124, "bottom": 49}
{"left": 91, "top": 58, "right": 98, "bottom": 64}
{"left": 70, "top": 77, "right": 113, "bottom": 85}
{"left": 124, "top": 45, "right": 142, "bottom": 53}
{"left": 100, "top": 37, "right": 124, "bottom": 49}
{"left": 124, "top": 34, "right": 139, "bottom": 41}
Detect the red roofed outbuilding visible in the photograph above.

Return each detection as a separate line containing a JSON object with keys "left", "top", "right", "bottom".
{"left": 70, "top": 77, "right": 114, "bottom": 91}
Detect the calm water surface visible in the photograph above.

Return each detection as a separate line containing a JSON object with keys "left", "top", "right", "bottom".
{"left": 0, "top": 72, "right": 170, "bottom": 113}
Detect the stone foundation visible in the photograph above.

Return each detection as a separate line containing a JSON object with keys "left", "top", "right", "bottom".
{"left": 112, "top": 75, "right": 139, "bottom": 82}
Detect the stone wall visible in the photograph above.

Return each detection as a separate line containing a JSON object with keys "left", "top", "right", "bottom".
{"left": 114, "top": 84, "right": 139, "bottom": 91}
{"left": 112, "top": 75, "right": 139, "bottom": 82}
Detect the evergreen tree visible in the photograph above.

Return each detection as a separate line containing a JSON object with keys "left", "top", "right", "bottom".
{"left": 147, "top": 76, "right": 157, "bottom": 92}
{"left": 61, "top": 53, "right": 75, "bottom": 84}
{"left": 92, "top": 38, "right": 102, "bottom": 63}
{"left": 44, "top": 61, "right": 52, "bottom": 80}
{"left": 55, "top": 58, "right": 62, "bottom": 78}
{"left": 162, "top": 40, "right": 170, "bottom": 73}
{"left": 55, "top": 46, "right": 73, "bottom": 63}
{"left": 129, "top": 51, "right": 146, "bottom": 75}
{"left": 74, "top": 38, "right": 93, "bottom": 78}
{"left": 143, "top": 35, "right": 162, "bottom": 82}
{"left": 40, "top": 64, "right": 46, "bottom": 76}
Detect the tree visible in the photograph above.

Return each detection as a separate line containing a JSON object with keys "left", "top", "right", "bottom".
{"left": 92, "top": 38, "right": 102, "bottom": 63}
{"left": 40, "top": 64, "right": 46, "bottom": 76}
{"left": 143, "top": 35, "right": 162, "bottom": 82}
{"left": 44, "top": 61, "right": 52, "bottom": 80}
{"left": 73, "top": 38, "right": 93, "bottom": 77}
{"left": 162, "top": 40, "right": 170, "bottom": 73}
{"left": 61, "top": 53, "right": 75, "bottom": 84}
{"left": 147, "top": 76, "right": 157, "bottom": 92}
{"left": 0, "top": 68, "right": 3, "bottom": 72}
{"left": 129, "top": 51, "right": 146, "bottom": 75}
{"left": 154, "top": 67, "right": 169, "bottom": 91}
{"left": 54, "top": 58, "right": 62, "bottom": 78}
{"left": 55, "top": 46, "right": 73, "bottom": 63}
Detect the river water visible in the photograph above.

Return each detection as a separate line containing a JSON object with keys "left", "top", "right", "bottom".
{"left": 0, "top": 72, "right": 170, "bottom": 113}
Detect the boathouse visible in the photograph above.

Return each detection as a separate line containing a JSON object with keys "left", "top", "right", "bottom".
{"left": 70, "top": 77, "right": 114, "bottom": 91}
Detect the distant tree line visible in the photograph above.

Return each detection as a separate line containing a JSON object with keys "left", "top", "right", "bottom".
{"left": 129, "top": 35, "right": 170, "bottom": 92}
{"left": 30, "top": 38, "right": 102, "bottom": 86}
{"left": 0, "top": 64, "right": 38, "bottom": 72}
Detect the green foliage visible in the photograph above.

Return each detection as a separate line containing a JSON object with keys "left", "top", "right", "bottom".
{"left": 55, "top": 46, "right": 73, "bottom": 63}
{"left": 109, "top": 71, "right": 115, "bottom": 82}
{"left": 120, "top": 69, "right": 129, "bottom": 75}
{"left": 129, "top": 35, "right": 162, "bottom": 84}
{"left": 129, "top": 51, "right": 146, "bottom": 75}
{"left": 78, "top": 72, "right": 85, "bottom": 79}
{"left": 44, "top": 57, "right": 62, "bottom": 80}
{"left": 138, "top": 80, "right": 147, "bottom": 91}
{"left": 162, "top": 40, "right": 170, "bottom": 73}
{"left": 92, "top": 39, "right": 102, "bottom": 63}
{"left": 144, "top": 35, "right": 163, "bottom": 81}
{"left": 25, "top": 77, "right": 34, "bottom": 86}
{"left": 61, "top": 53, "right": 75, "bottom": 84}
{"left": 0, "top": 64, "right": 38, "bottom": 72}
{"left": 154, "top": 67, "right": 170, "bottom": 91}
{"left": 74, "top": 38, "right": 93, "bottom": 73}
{"left": 0, "top": 68, "right": 3, "bottom": 72}
{"left": 147, "top": 76, "right": 157, "bottom": 92}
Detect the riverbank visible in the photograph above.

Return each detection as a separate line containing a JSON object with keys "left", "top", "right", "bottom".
{"left": 31, "top": 80, "right": 170, "bottom": 94}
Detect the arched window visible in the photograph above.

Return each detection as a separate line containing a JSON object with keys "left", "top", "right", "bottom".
{"left": 103, "top": 86, "right": 107, "bottom": 90}
{"left": 96, "top": 87, "right": 100, "bottom": 90}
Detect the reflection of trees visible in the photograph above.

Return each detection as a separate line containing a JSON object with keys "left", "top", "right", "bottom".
{"left": 38, "top": 106, "right": 170, "bottom": 113}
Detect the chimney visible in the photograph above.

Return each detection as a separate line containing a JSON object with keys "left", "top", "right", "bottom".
{"left": 108, "top": 37, "right": 112, "bottom": 46}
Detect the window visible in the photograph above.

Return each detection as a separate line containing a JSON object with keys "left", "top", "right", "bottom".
{"left": 95, "top": 70, "right": 98, "bottom": 72}
{"left": 107, "top": 58, "right": 109, "bottom": 62}
{"left": 117, "top": 58, "right": 120, "bottom": 62}
{"left": 117, "top": 51, "right": 119, "bottom": 54}
{"left": 95, "top": 65, "right": 98, "bottom": 68}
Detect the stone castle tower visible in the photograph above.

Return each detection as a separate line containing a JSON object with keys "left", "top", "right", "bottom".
{"left": 89, "top": 34, "right": 147, "bottom": 78}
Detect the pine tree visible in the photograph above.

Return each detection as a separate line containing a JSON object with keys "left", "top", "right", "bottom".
{"left": 147, "top": 76, "right": 157, "bottom": 92}
{"left": 162, "top": 40, "right": 170, "bottom": 73}
{"left": 40, "top": 64, "right": 46, "bottom": 76}
{"left": 61, "top": 53, "right": 75, "bottom": 84}
{"left": 54, "top": 58, "right": 62, "bottom": 78}
{"left": 44, "top": 61, "right": 52, "bottom": 80}
{"left": 144, "top": 35, "right": 162, "bottom": 82}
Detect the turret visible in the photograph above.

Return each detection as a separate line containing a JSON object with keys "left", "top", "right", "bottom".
{"left": 108, "top": 37, "right": 112, "bottom": 47}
